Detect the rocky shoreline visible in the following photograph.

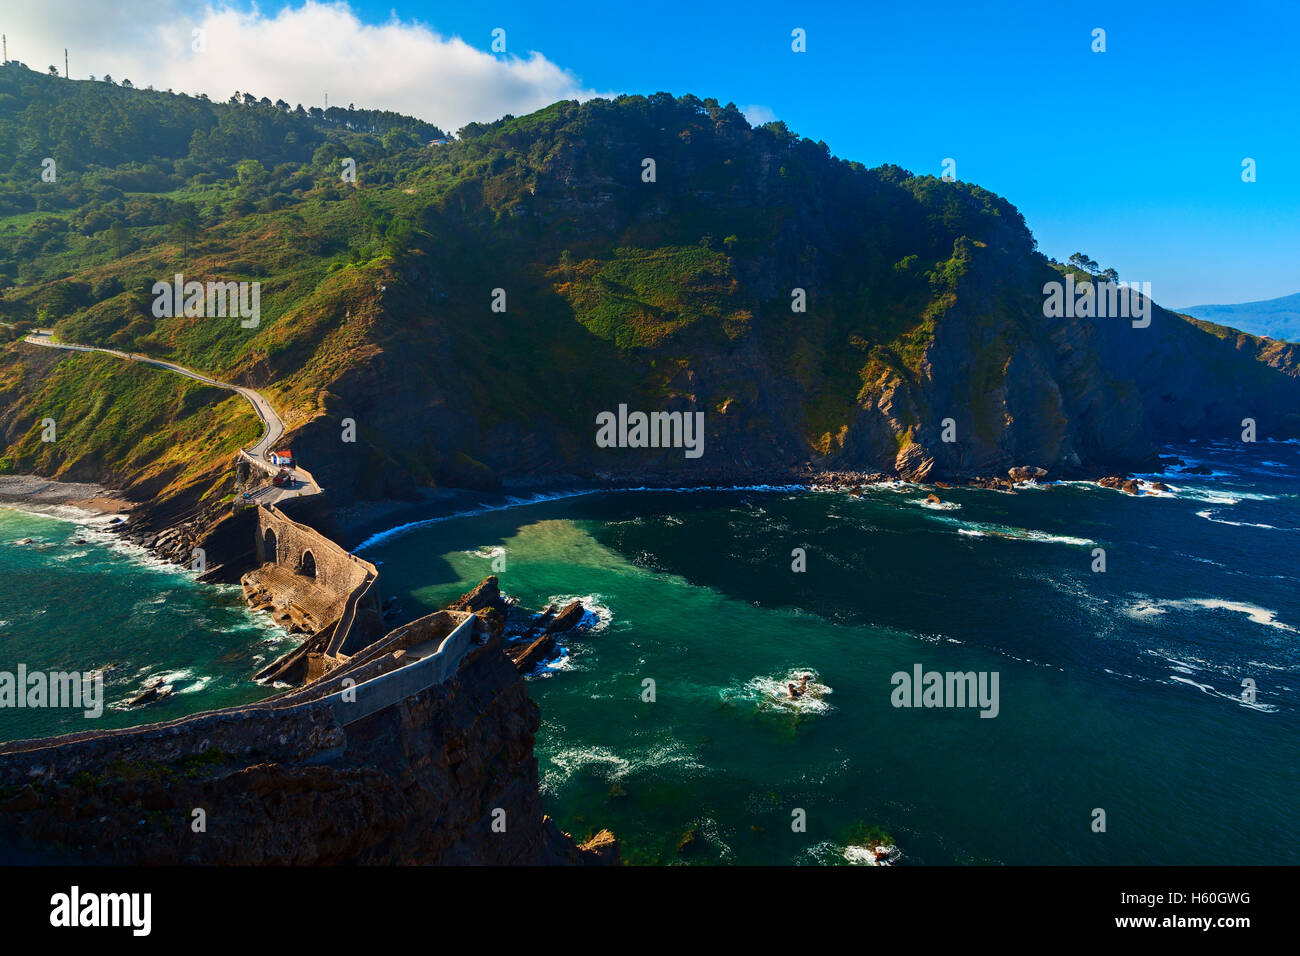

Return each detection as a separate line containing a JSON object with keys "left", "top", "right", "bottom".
{"left": 4, "top": 455, "right": 1197, "bottom": 576}
{"left": 0, "top": 475, "right": 134, "bottom": 515}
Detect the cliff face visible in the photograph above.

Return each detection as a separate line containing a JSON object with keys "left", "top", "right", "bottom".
{"left": 0, "top": 614, "right": 605, "bottom": 865}
{"left": 4, "top": 93, "right": 1298, "bottom": 506}
{"left": 289, "top": 112, "right": 1300, "bottom": 493}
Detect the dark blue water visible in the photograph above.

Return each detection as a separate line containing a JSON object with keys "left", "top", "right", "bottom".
{"left": 363, "top": 439, "right": 1300, "bottom": 865}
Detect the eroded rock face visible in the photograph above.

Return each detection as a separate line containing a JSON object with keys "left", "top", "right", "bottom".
{"left": 545, "top": 600, "right": 587, "bottom": 635}
{"left": 506, "top": 633, "right": 557, "bottom": 673}
{"left": 1098, "top": 475, "right": 1142, "bottom": 494}
{"left": 448, "top": 575, "right": 508, "bottom": 616}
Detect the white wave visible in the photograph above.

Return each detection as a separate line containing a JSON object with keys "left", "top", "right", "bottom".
{"left": 1160, "top": 484, "right": 1277, "bottom": 504}
{"left": 541, "top": 738, "right": 706, "bottom": 789}
{"left": 49, "top": 550, "right": 91, "bottom": 562}
{"left": 1195, "top": 509, "right": 1280, "bottom": 530}
{"left": 720, "top": 668, "right": 833, "bottom": 715}
{"left": 929, "top": 515, "right": 1094, "bottom": 546}
{"left": 544, "top": 594, "right": 613, "bottom": 632}
{"left": 176, "top": 674, "right": 212, "bottom": 694}
{"left": 1189, "top": 599, "right": 1297, "bottom": 632}
{"left": 1168, "top": 675, "right": 1280, "bottom": 712}
{"left": 464, "top": 545, "right": 506, "bottom": 560}
{"left": 355, "top": 484, "right": 822, "bottom": 551}
{"left": 844, "top": 843, "right": 902, "bottom": 866}
{"left": 913, "top": 497, "right": 962, "bottom": 510}
{"left": 353, "top": 489, "right": 600, "bottom": 550}
{"left": 1124, "top": 597, "right": 1297, "bottom": 633}
{"left": 528, "top": 643, "right": 574, "bottom": 677}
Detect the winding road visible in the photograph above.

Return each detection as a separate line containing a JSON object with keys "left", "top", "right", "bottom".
{"left": 23, "top": 330, "right": 320, "bottom": 503}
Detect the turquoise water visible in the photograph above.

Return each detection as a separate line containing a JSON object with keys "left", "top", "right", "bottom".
{"left": 363, "top": 440, "right": 1300, "bottom": 865}
{"left": 0, "top": 506, "right": 295, "bottom": 742}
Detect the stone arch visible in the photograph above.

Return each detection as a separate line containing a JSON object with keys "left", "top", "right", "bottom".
{"left": 299, "top": 549, "right": 317, "bottom": 580}
{"left": 264, "top": 528, "right": 278, "bottom": 564}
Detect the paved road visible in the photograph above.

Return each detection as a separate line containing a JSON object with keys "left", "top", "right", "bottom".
{"left": 23, "top": 330, "right": 320, "bottom": 503}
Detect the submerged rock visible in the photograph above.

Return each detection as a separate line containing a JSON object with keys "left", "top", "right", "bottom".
{"left": 677, "top": 826, "right": 703, "bottom": 856}
{"left": 126, "top": 678, "right": 173, "bottom": 708}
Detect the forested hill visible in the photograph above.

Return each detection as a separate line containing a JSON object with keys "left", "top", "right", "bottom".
{"left": 0, "top": 62, "right": 445, "bottom": 220}
{"left": 1, "top": 64, "right": 1297, "bottom": 509}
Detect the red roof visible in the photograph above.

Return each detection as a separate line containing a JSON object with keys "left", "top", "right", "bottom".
{"left": 273, "top": 449, "right": 292, "bottom": 457}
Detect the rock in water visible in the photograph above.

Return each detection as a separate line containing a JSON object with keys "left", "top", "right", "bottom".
{"left": 578, "top": 829, "right": 620, "bottom": 865}
{"left": 544, "top": 600, "right": 587, "bottom": 634}
{"left": 448, "top": 575, "right": 505, "bottom": 613}
{"left": 506, "top": 633, "right": 557, "bottom": 673}
{"left": 677, "top": 826, "right": 703, "bottom": 856}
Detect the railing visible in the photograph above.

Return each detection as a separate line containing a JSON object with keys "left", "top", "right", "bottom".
{"left": 326, "top": 570, "right": 377, "bottom": 657}
{"left": 238, "top": 448, "right": 281, "bottom": 477}
{"left": 1, "top": 612, "right": 482, "bottom": 773}
{"left": 254, "top": 504, "right": 380, "bottom": 659}
{"left": 322, "top": 614, "right": 479, "bottom": 726}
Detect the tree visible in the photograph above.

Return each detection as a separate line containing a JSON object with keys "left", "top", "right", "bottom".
{"left": 105, "top": 220, "right": 129, "bottom": 257}
{"left": 168, "top": 203, "right": 199, "bottom": 256}
{"left": 48, "top": 65, "right": 59, "bottom": 76}
{"left": 1101, "top": 267, "right": 1119, "bottom": 285}
{"left": 235, "top": 158, "right": 267, "bottom": 187}
{"left": 1068, "top": 252, "right": 1099, "bottom": 274}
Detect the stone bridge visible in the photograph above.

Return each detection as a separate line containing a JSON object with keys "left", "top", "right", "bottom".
{"left": 254, "top": 503, "right": 370, "bottom": 595}
{"left": 245, "top": 504, "right": 380, "bottom": 682}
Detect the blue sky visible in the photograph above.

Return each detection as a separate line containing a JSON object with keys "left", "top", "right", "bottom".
{"left": 354, "top": 0, "right": 1298, "bottom": 307}
{"left": 20, "top": 0, "right": 1297, "bottom": 305}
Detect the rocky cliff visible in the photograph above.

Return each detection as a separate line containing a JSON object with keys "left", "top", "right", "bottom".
{"left": 0, "top": 607, "right": 616, "bottom": 865}
{"left": 276, "top": 96, "right": 1300, "bottom": 496}
{"left": 4, "top": 92, "right": 1298, "bottom": 507}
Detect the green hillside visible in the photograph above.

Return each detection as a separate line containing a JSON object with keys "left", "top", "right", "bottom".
{"left": 2, "top": 63, "right": 1297, "bottom": 506}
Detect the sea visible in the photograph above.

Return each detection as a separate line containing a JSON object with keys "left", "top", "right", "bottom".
{"left": 0, "top": 506, "right": 296, "bottom": 742}
{"left": 3, "top": 438, "right": 1297, "bottom": 865}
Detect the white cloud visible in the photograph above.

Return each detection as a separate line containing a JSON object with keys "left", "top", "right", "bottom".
{"left": 3, "top": 1, "right": 611, "bottom": 133}
{"left": 741, "top": 104, "right": 777, "bottom": 127}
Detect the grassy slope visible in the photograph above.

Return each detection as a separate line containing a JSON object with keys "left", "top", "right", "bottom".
{"left": 0, "top": 347, "right": 259, "bottom": 501}
{"left": 2, "top": 75, "right": 1293, "bottom": 502}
